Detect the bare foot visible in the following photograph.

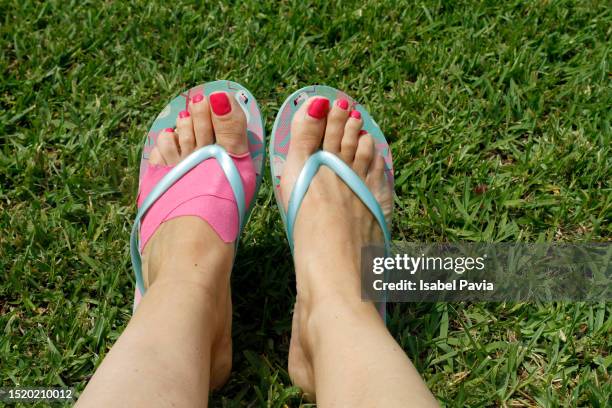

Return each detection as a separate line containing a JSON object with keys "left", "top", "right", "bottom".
{"left": 140, "top": 91, "right": 249, "bottom": 390}
{"left": 280, "top": 97, "right": 393, "bottom": 399}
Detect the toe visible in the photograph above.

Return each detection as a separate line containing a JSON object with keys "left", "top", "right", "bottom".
{"left": 156, "top": 128, "right": 181, "bottom": 165}
{"left": 366, "top": 152, "right": 386, "bottom": 186}
{"left": 176, "top": 110, "right": 196, "bottom": 158}
{"left": 322, "top": 98, "right": 350, "bottom": 153}
{"left": 209, "top": 91, "right": 249, "bottom": 155}
{"left": 366, "top": 153, "right": 394, "bottom": 227}
{"left": 340, "top": 110, "right": 363, "bottom": 163}
{"left": 353, "top": 133, "right": 375, "bottom": 178}
{"left": 148, "top": 147, "right": 166, "bottom": 166}
{"left": 189, "top": 93, "right": 214, "bottom": 147}
{"left": 280, "top": 97, "right": 330, "bottom": 210}
{"left": 289, "top": 97, "right": 329, "bottom": 156}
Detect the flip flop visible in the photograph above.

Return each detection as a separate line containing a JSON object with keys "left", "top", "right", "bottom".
{"left": 130, "top": 80, "right": 265, "bottom": 309}
{"left": 270, "top": 85, "right": 394, "bottom": 318}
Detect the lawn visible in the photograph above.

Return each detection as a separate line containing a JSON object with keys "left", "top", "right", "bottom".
{"left": 1, "top": 0, "right": 610, "bottom": 406}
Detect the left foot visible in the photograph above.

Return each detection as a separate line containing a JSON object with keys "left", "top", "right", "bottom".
{"left": 279, "top": 96, "right": 394, "bottom": 398}
{"left": 139, "top": 91, "right": 250, "bottom": 389}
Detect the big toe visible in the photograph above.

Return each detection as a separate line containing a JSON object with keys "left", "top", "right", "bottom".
{"left": 289, "top": 97, "right": 329, "bottom": 158}
{"left": 209, "top": 91, "right": 249, "bottom": 155}
{"left": 280, "top": 97, "right": 330, "bottom": 208}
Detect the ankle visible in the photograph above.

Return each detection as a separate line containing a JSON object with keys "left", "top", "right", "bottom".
{"left": 293, "top": 255, "right": 363, "bottom": 307}
{"left": 142, "top": 215, "right": 235, "bottom": 284}
{"left": 149, "top": 250, "right": 232, "bottom": 292}
{"left": 297, "top": 289, "right": 382, "bottom": 348}
{"left": 145, "top": 232, "right": 234, "bottom": 288}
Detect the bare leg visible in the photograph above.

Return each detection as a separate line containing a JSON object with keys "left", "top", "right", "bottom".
{"left": 76, "top": 91, "right": 250, "bottom": 408}
{"left": 281, "top": 97, "right": 439, "bottom": 407}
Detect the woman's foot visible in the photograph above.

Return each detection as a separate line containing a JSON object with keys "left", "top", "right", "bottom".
{"left": 140, "top": 91, "right": 249, "bottom": 390}
{"left": 280, "top": 97, "right": 394, "bottom": 399}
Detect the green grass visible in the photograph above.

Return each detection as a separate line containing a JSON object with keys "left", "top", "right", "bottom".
{"left": 1, "top": 0, "right": 610, "bottom": 406}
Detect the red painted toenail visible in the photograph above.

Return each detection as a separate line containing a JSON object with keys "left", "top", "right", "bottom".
{"left": 178, "top": 110, "right": 190, "bottom": 119}
{"left": 336, "top": 98, "right": 349, "bottom": 110}
{"left": 350, "top": 110, "right": 361, "bottom": 119}
{"left": 164, "top": 128, "right": 174, "bottom": 133}
{"left": 359, "top": 130, "right": 367, "bottom": 136}
{"left": 191, "top": 93, "right": 204, "bottom": 103}
{"left": 307, "top": 98, "right": 329, "bottom": 119}
{"left": 209, "top": 92, "right": 232, "bottom": 116}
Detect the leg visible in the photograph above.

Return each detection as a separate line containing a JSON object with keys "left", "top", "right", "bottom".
{"left": 281, "top": 97, "right": 439, "bottom": 407}
{"left": 77, "top": 222, "right": 232, "bottom": 407}
{"left": 76, "top": 91, "right": 250, "bottom": 408}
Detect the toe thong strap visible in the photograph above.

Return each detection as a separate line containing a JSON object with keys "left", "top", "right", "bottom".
{"left": 286, "top": 151, "right": 391, "bottom": 255}
{"left": 130, "top": 144, "right": 246, "bottom": 295}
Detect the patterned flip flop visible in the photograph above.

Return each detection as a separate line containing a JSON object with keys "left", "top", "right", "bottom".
{"left": 270, "top": 85, "right": 394, "bottom": 318}
{"left": 131, "top": 80, "right": 265, "bottom": 309}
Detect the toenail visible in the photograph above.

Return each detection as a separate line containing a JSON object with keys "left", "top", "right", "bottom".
{"left": 179, "top": 110, "right": 190, "bottom": 119}
{"left": 307, "top": 98, "right": 330, "bottom": 119}
{"left": 350, "top": 110, "right": 361, "bottom": 119}
{"left": 359, "top": 130, "right": 367, "bottom": 136}
{"left": 336, "top": 98, "right": 349, "bottom": 110}
{"left": 210, "top": 92, "right": 232, "bottom": 116}
{"left": 191, "top": 94, "right": 204, "bottom": 104}
{"left": 164, "top": 128, "right": 174, "bottom": 133}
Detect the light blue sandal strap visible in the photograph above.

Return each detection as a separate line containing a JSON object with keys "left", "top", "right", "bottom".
{"left": 130, "top": 144, "right": 246, "bottom": 295}
{"left": 286, "top": 151, "right": 391, "bottom": 255}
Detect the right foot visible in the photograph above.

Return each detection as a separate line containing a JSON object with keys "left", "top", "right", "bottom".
{"left": 140, "top": 91, "right": 250, "bottom": 390}
{"left": 280, "top": 97, "right": 394, "bottom": 399}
